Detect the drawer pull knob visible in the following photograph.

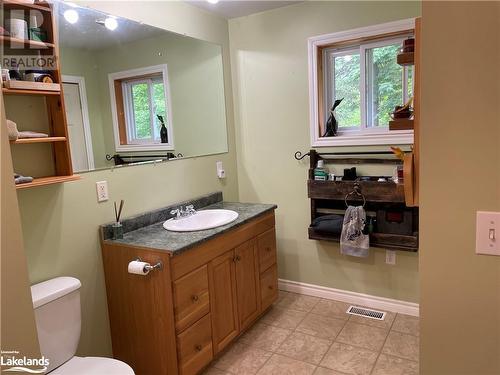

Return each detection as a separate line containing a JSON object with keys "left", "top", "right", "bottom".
{"left": 195, "top": 344, "right": 202, "bottom": 352}
{"left": 266, "top": 247, "right": 271, "bottom": 252}
{"left": 233, "top": 255, "right": 241, "bottom": 262}
{"left": 268, "top": 285, "right": 274, "bottom": 290}
{"left": 191, "top": 295, "right": 199, "bottom": 302}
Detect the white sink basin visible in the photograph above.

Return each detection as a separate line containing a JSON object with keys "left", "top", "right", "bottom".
{"left": 163, "top": 209, "right": 239, "bottom": 232}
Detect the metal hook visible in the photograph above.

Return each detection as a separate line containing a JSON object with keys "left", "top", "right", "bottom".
{"left": 294, "top": 151, "right": 310, "bottom": 160}
{"left": 345, "top": 182, "right": 366, "bottom": 207}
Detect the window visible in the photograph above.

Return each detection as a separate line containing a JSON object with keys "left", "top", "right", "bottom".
{"left": 108, "top": 65, "right": 174, "bottom": 152}
{"left": 122, "top": 76, "right": 167, "bottom": 144}
{"left": 309, "top": 19, "right": 415, "bottom": 146}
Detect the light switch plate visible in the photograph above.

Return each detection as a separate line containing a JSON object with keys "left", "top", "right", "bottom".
{"left": 96, "top": 181, "right": 109, "bottom": 202}
{"left": 386, "top": 250, "right": 396, "bottom": 265}
{"left": 476, "top": 211, "right": 500, "bottom": 256}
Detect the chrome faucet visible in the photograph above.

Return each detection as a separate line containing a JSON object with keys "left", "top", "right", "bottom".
{"left": 170, "top": 205, "right": 196, "bottom": 220}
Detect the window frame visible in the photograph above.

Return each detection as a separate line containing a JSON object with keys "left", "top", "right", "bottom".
{"left": 309, "top": 19, "right": 416, "bottom": 147}
{"left": 108, "top": 64, "right": 174, "bottom": 152}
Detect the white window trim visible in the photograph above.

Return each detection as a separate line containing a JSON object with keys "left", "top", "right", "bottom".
{"left": 108, "top": 64, "right": 175, "bottom": 152}
{"left": 308, "top": 18, "right": 415, "bottom": 147}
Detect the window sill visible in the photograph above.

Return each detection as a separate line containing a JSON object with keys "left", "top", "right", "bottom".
{"left": 311, "top": 129, "right": 413, "bottom": 147}
{"left": 116, "top": 143, "right": 175, "bottom": 152}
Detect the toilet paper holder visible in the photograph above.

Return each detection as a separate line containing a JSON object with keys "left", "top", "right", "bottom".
{"left": 134, "top": 257, "right": 163, "bottom": 273}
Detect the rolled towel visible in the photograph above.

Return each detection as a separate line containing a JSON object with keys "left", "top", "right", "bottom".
{"left": 7, "top": 119, "right": 19, "bottom": 141}
{"left": 18, "top": 131, "right": 49, "bottom": 139}
{"left": 14, "top": 173, "right": 34, "bottom": 184}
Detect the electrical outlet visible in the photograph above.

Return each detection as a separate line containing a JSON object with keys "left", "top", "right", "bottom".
{"left": 96, "top": 181, "right": 109, "bottom": 202}
{"left": 386, "top": 250, "right": 396, "bottom": 265}
{"left": 216, "top": 161, "right": 225, "bottom": 179}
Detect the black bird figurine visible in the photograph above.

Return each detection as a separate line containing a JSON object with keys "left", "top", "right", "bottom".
{"left": 157, "top": 114, "right": 168, "bottom": 143}
{"left": 323, "top": 98, "right": 344, "bottom": 137}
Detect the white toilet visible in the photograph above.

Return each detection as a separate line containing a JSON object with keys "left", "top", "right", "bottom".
{"left": 31, "top": 277, "right": 134, "bottom": 374}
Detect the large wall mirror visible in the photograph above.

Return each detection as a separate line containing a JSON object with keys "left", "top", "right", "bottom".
{"left": 58, "top": 3, "right": 228, "bottom": 172}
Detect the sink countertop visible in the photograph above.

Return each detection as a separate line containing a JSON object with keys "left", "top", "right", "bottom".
{"left": 103, "top": 201, "right": 277, "bottom": 255}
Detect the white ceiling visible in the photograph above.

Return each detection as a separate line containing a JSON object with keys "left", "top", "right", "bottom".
{"left": 188, "top": 1, "right": 301, "bottom": 19}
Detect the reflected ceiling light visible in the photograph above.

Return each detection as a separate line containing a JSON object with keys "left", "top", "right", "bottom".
{"left": 104, "top": 17, "right": 118, "bottom": 31}
{"left": 63, "top": 9, "right": 79, "bottom": 24}
{"left": 207, "top": 0, "right": 219, "bottom": 4}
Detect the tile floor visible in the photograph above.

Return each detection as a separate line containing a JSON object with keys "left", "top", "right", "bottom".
{"left": 204, "top": 291, "right": 419, "bottom": 375}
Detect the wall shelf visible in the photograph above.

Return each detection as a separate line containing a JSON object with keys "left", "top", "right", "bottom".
{"left": 15, "top": 175, "right": 81, "bottom": 190}
{"left": 10, "top": 137, "right": 67, "bottom": 144}
{"left": 1, "top": 35, "right": 54, "bottom": 49}
{"left": 397, "top": 52, "right": 414, "bottom": 66}
{"left": 309, "top": 180, "right": 405, "bottom": 203}
{"left": 303, "top": 150, "right": 419, "bottom": 252}
{"left": 2, "top": 88, "right": 61, "bottom": 96}
{"left": 308, "top": 227, "right": 418, "bottom": 252}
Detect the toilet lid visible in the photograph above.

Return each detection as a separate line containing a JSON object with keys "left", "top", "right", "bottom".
{"left": 50, "top": 356, "right": 134, "bottom": 375}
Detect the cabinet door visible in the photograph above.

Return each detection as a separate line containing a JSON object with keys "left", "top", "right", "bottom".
{"left": 208, "top": 250, "right": 239, "bottom": 354}
{"left": 235, "top": 240, "right": 261, "bottom": 331}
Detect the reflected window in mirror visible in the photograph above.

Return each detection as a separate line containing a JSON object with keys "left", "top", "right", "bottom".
{"left": 109, "top": 64, "right": 174, "bottom": 152}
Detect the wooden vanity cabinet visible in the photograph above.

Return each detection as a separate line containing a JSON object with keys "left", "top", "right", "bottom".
{"left": 101, "top": 210, "right": 278, "bottom": 375}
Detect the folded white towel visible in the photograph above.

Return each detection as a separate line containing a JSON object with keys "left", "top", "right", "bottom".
{"left": 7, "top": 119, "right": 19, "bottom": 140}
{"left": 18, "top": 131, "right": 49, "bottom": 138}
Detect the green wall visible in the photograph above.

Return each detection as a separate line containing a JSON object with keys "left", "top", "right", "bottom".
{"left": 18, "top": 0, "right": 422, "bottom": 361}
{"left": 60, "top": 31, "right": 227, "bottom": 169}
{"left": 229, "top": 1, "right": 421, "bottom": 302}
{"left": 18, "top": 0, "right": 237, "bottom": 357}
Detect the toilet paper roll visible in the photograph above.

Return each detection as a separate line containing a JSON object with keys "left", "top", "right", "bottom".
{"left": 6, "top": 19, "right": 28, "bottom": 40}
{"left": 128, "top": 261, "right": 150, "bottom": 275}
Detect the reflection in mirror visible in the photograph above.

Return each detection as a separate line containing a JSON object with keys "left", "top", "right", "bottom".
{"left": 58, "top": 2, "right": 228, "bottom": 172}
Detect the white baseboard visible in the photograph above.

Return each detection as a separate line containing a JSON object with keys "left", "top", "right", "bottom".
{"left": 278, "top": 279, "right": 419, "bottom": 317}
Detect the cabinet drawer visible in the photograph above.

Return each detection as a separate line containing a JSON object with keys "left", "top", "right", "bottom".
{"left": 173, "top": 265, "right": 210, "bottom": 333}
{"left": 257, "top": 229, "right": 277, "bottom": 273}
{"left": 260, "top": 264, "right": 278, "bottom": 311}
{"left": 177, "top": 314, "right": 213, "bottom": 375}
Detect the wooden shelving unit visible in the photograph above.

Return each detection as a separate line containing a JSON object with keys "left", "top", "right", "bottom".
{"left": 2, "top": 1, "right": 79, "bottom": 189}
{"left": 305, "top": 150, "right": 419, "bottom": 252}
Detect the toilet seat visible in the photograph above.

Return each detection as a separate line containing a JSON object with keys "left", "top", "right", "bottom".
{"left": 50, "top": 356, "right": 134, "bottom": 374}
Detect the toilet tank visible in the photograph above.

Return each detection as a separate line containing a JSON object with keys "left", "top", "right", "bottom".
{"left": 31, "top": 277, "right": 82, "bottom": 372}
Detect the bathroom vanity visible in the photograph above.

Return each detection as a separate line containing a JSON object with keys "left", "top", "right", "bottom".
{"left": 100, "top": 193, "right": 278, "bottom": 375}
